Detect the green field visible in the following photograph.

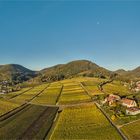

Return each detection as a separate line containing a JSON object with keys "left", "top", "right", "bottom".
{"left": 58, "top": 81, "right": 91, "bottom": 104}
{"left": 0, "top": 104, "right": 58, "bottom": 140}
{"left": 121, "top": 120, "right": 140, "bottom": 140}
{"left": 32, "top": 82, "right": 63, "bottom": 105}
{"left": 50, "top": 104, "right": 122, "bottom": 140}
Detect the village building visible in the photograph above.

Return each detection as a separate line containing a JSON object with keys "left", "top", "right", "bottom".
{"left": 104, "top": 94, "right": 121, "bottom": 106}
{"left": 121, "top": 98, "right": 137, "bottom": 108}
{"left": 135, "top": 81, "right": 140, "bottom": 92}
{"left": 136, "top": 81, "right": 140, "bottom": 87}
{"left": 126, "top": 107, "right": 140, "bottom": 115}
{"left": 135, "top": 87, "right": 140, "bottom": 92}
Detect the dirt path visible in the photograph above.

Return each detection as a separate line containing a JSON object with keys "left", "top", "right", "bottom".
{"left": 79, "top": 82, "right": 93, "bottom": 99}
{"left": 80, "top": 82, "right": 128, "bottom": 140}
{"left": 29, "top": 84, "right": 50, "bottom": 103}
{"left": 55, "top": 84, "right": 63, "bottom": 105}
{"left": 9, "top": 87, "right": 34, "bottom": 100}
{"left": 95, "top": 102, "right": 128, "bottom": 140}
{"left": 118, "top": 118, "right": 140, "bottom": 128}
{"left": 30, "top": 101, "right": 94, "bottom": 109}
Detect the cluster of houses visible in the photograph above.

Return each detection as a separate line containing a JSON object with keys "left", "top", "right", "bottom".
{"left": 134, "top": 81, "right": 140, "bottom": 92}
{"left": 130, "top": 80, "right": 140, "bottom": 92}
{"left": 0, "top": 81, "right": 10, "bottom": 94}
{"left": 102, "top": 94, "right": 140, "bottom": 116}
{"left": 0, "top": 80, "right": 21, "bottom": 94}
{"left": 0, "top": 86, "right": 12, "bottom": 94}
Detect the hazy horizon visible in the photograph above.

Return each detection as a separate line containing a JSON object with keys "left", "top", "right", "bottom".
{"left": 0, "top": 1, "right": 140, "bottom": 71}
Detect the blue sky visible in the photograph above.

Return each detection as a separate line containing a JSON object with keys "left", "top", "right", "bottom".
{"left": 0, "top": 1, "right": 140, "bottom": 71}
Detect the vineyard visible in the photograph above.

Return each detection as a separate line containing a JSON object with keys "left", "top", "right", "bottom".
{"left": 121, "top": 120, "right": 140, "bottom": 140}
{"left": 0, "top": 77, "right": 133, "bottom": 139}
{"left": 102, "top": 81, "right": 131, "bottom": 96}
{"left": 50, "top": 104, "right": 122, "bottom": 140}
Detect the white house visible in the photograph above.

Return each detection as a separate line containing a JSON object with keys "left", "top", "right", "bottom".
{"left": 104, "top": 94, "right": 121, "bottom": 106}
{"left": 121, "top": 98, "right": 137, "bottom": 108}
{"left": 126, "top": 107, "right": 140, "bottom": 115}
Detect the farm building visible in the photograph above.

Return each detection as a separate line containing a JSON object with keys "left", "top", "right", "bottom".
{"left": 126, "top": 107, "right": 140, "bottom": 115}
{"left": 104, "top": 94, "right": 121, "bottom": 106}
{"left": 121, "top": 98, "right": 137, "bottom": 108}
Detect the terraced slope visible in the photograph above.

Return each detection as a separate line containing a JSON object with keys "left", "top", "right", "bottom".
{"left": 58, "top": 81, "right": 91, "bottom": 105}
{"left": 82, "top": 78, "right": 106, "bottom": 96}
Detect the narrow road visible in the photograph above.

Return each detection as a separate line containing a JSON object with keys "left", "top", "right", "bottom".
{"left": 79, "top": 82, "right": 93, "bottom": 99}
{"left": 95, "top": 102, "right": 128, "bottom": 140}
{"left": 80, "top": 81, "right": 128, "bottom": 140}
{"left": 29, "top": 84, "right": 50, "bottom": 103}
{"left": 9, "top": 87, "right": 34, "bottom": 100}
{"left": 30, "top": 102, "right": 94, "bottom": 109}
{"left": 118, "top": 118, "right": 140, "bottom": 128}
{"left": 55, "top": 84, "right": 64, "bottom": 105}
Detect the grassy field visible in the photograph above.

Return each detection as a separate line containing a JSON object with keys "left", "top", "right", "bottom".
{"left": 58, "top": 81, "right": 91, "bottom": 104}
{"left": 49, "top": 104, "right": 122, "bottom": 140}
{"left": 10, "top": 84, "right": 48, "bottom": 104}
{"left": 121, "top": 120, "right": 140, "bottom": 140}
{"left": 0, "top": 99, "right": 19, "bottom": 116}
{"left": 0, "top": 104, "right": 58, "bottom": 140}
{"left": 32, "top": 82, "right": 63, "bottom": 105}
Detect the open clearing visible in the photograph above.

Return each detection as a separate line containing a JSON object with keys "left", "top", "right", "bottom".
{"left": 49, "top": 103, "right": 123, "bottom": 140}
{"left": 0, "top": 104, "right": 58, "bottom": 140}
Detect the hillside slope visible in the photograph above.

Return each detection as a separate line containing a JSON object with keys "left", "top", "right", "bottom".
{"left": 0, "top": 64, "right": 36, "bottom": 83}
{"left": 40, "top": 60, "right": 111, "bottom": 82}
{"left": 115, "top": 67, "right": 140, "bottom": 81}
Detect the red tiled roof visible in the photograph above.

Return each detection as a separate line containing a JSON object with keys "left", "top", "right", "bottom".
{"left": 121, "top": 98, "right": 135, "bottom": 106}
{"left": 127, "top": 107, "right": 140, "bottom": 112}
{"left": 107, "top": 94, "right": 120, "bottom": 102}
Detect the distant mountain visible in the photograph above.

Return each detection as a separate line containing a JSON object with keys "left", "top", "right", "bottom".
{"left": 115, "top": 69, "right": 127, "bottom": 75}
{"left": 128, "top": 67, "right": 140, "bottom": 78}
{"left": 115, "top": 67, "right": 140, "bottom": 81}
{"left": 0, "top": 60, "right": 139, "bottom": 84}
{"left": 40, "top": 60, "right": 111, "bottom": 82}
{"left": 0, "top": 64, "right": 36, "bottom": 84}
